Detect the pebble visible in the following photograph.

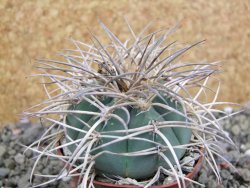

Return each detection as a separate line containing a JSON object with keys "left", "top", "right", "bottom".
{"left": 0, "top": 167, "right": 10, "bottom": 177}
{"left": 0, "top": 144, "right": 6, "bottom": 159}
{"left": 19, "top": 123, "right": 44, "bottom": 145}
{"left": 247, "top": 135, "right": 250, "bottom": 142}
{"left": 24, "top": 149, "right": 33, "bottom": 158}
{"left": 0, "top": 160, "right": 3, "bottom": 167}
{"left": 245, "top": 143, "right": 250, "bottom": 150}
{"left": 4, "top": 177, "right": 17, "bottom": 187}
{"left": 239, "top": 186, "right": 247, "bottom": 188}
{"left": 238, "top": 168, "right": 250, "bottom": 182}
{"left": 9, "top": 141, "right": 15, "bottom": 148}
{"left": 224, "top": 107, "right": 233, "bottom": 114}
{"left": 224, "top": 150, "right": 239, "bottom": 163}
{"left": 221, "top": 169, "right": 233, "bottom": 180}
{"left": 1, "top": 132, "right": 11, "bottom": 143}
{"left": 239, "top": 120, "right": 249, "bottom": 131}
{"left": 198, "top": 173, "right": 209, "bottom": 184}
{"left": 17, "top": 174, "right": 30, "bottom": 188}
{"left": 245, "top": 149, "right": 250, "bottom": 156}
{"left": 14, "top": 153, "right": 25, "bottom": 164}
{"left": 8, "top": 149, "right": 16, "bottom": 155}
{"left": 207, "top": 179, "right": 217, "bottom": 188}
{"left": 4, "top": 158, "right": 16, "bottom": 169}
{"left": 163, "top": 176, "right": 175, "bottom": 185}
{"left": 231, "top": 125, "right": 240, "bottom": 136}
{"left": 237, "top": 155, "right": 250, "bottom": 168}
{"left": 42, "top": 168, "right": 49, "bottom": 175}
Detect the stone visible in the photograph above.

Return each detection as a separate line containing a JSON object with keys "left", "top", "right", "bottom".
{"left": 225, "top": 150, "right": 239, "bottom": 164}
{"left": 224, "top": 122, "right": 231, "bottom": 130}
{"left": 245, "top": 149, "right": 250, "bottom": 156}
{"left": 49, "top": 159, "right": 61, "bottom": 166}
{"left": 20, "top": 163, "right": 26, "bottom": 170}
{"left": 182, "top": 156, "right": 195, "bottom": 167}
{"left": 1, "top": 127, "right": 12, "bottom": 143}
{"left": 9, "top": 169, "right": 20, "bottom": 177}
{"left": 0, "top": 144, "right": 6, "bottom": 158}
{"left": 24, "top": 149, "right": 33, "bottom": 158}
{"left": 237, "top": 155, "right": 250, "bottom": 168}
{"left": 58, "top": 181, "right": 70, "bottom": 188}
{"left": 198, "top": 173, "right": 209, "bottom": 184}
{"left": 1, "top": 133, "right": 11, "bottom": 143}
{"left": 36, "top": 164, "right": 44, "bottom": 171}
{"left": 4, "top": 158, "right": 16, "bottom": 169}
{"left": 42, "top": 168, "right": 49, "bottom": 175}
{"left": 163, "top": 176, "right": 175, "bottom": 185}
{"left": 0, "top": 160, "right": 3, "bottom": 167}
{"left": 33, "top": 174, "right": 45, "bottom": 184}
{"left": 207, "top": 179, "right": 217, "bottom": 188}
{"left": 224, "top": 107, "right": 233, "bottom": 114}
{"left": 14, "top": 153, "right": 25, "bottom": 164}
{"left": 19, "top": 123, "right": 45, "bottom": 145}
{"left": 238, "top": 168, "right": 250, "bottom": 182}
{"left": 222, "top": 179, "right": 229, "bottom": 187}
{"left": 9, "top": 141, "right": 15, "bottom": 148}
{"left": 245, "top": 143, "right": 250, "bottom": 150}
{"left": 247, "top": 134, "right": 250, "bottom": 143}
{"left": 3, "top": 177, "right": 17, "bottom": 187}
{"left": 8, "top": 149, "right": 16, "bottom": 155}
{"left": 239, "top": 120, "right": 249, "bottom": 131}
{"left": 0, "top": 167, "right": 10, "bottom": 177}
{"left": 239, "top": 186, "right": 247, "bottom": 188}
{"left": 220, "top": 169, "right": 233, "bottom": 180}
{"left": 231, "top": 125, "right": 240, "bottom": 136}
{"left": 17, "top": 174, "right": 30, "bottom": 188}
{"left": 57, "top": 169, "right": 70, "bottom": 182}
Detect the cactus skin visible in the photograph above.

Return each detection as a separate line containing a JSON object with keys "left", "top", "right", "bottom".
{"left": 66, "top": 95, "right": 192, "bottom": 179}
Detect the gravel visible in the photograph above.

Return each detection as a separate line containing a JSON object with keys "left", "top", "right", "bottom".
{"left": 0, "top": 123, "right": 69, "bottom": 187}
{"left": 0, "top": 107, "right": 249, "bottom": 187}
{"left": 191, "top": 107, "right": 250, "bottom": 188}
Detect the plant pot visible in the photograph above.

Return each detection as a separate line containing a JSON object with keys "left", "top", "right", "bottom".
{"left": 57, "top": 145, "right": 203, "bottom": 188}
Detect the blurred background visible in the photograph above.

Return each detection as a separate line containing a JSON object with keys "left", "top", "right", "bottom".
{"left": 0, "top": 0, "right": 250, "bottom": 126}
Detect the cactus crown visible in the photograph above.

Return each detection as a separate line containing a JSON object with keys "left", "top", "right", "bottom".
{"left": 26, "top": 21, "right": 235, "bottom": 188}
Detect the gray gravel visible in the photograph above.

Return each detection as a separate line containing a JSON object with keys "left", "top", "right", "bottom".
{"left": 0, "top": 107, "right": 249, "bottom": 187}
{"left": 0, "top": 123, "right": 69, "bottom": 187}
{"left": 191, "top": 108, "right": 250, "bottom": 188}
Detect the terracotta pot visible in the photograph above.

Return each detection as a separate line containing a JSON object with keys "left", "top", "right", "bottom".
{"left": 58, "top": 144, "right": 203, "bottom": 188}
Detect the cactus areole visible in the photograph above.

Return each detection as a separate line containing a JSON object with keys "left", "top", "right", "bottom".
{"left": 66, "top": 94, "right": 192, "bottom": 179}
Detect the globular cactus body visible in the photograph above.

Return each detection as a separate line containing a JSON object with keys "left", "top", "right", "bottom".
{"left": 66, "top": 95, "right": 192, "bottom": 179}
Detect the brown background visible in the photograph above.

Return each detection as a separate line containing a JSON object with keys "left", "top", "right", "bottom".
{"left": 0, "top": 0, "right": 250, "bottom": 126}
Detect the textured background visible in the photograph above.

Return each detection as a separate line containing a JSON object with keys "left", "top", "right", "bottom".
{"left": 0, "top": 0, "right": 250, "bottom": 125}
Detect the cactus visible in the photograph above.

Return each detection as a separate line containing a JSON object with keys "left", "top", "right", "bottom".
{"left": 66, "top": 95, "right": 191, "bottom": 179}
{"left": 26, "top": 21, "right": 235, "bottom": 188}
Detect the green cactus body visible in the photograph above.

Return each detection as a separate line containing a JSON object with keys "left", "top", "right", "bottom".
{"left": 66, "top": 95, "right": 192, "bottom": 179}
